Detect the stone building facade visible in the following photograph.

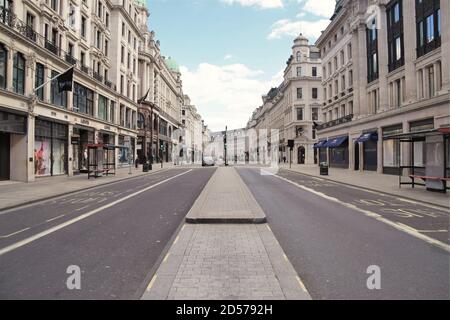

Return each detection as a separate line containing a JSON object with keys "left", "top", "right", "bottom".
{"left": 247, "top": 34, "right": 323, "bottom": 165}
{"left": 315, "top": 0, "right": 449, "bottom": 175}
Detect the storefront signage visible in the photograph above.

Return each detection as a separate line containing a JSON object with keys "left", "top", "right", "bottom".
{"left": 71, "top": 136, "right": 80, "bottom": 145}
{"left": 0, "top": 111, "right": 27, "bottom": 135}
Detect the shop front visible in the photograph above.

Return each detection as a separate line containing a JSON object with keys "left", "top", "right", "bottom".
{"left": 72, "top": 126, "right": 95, "bottom": 174}
{"left": 314, "top": 140, "right": 328, "bottom": 164}
{"left": 325, "top": 136, "right": 349, "bottom": 169}
{"left": 382, "top": 124, "right": 403, "bottom": 175}
{"left": 34, "top": 118, "right": 68, "bottom": 177}
{"left": 118, "top": 135, "right": 135, "bottom": 167}
{"left": 356, "top": 132, "right": 379, "bottom": 172}
{"left": 0, "top": 110, "right": 27, "bottom": 181}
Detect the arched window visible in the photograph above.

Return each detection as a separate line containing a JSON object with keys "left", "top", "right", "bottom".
{"left": 13, "top": 52, "right": 25, "bottom": 95}
{"left": 0, "top": 43, "right": 6, "bottom": 89}
{"left": 137, "top": 113, "right": 145, "bottom": 129}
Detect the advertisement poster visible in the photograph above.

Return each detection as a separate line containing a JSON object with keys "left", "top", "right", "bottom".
{"left": 425, "top": 135, "right": 444, "bottom": 191}
{"left": 34, "top": 140, "right": 51, "bottom": 176}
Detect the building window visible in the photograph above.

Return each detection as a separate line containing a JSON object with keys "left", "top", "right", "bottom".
{"left": 73, "top": 82, "right": 93, "bottom": 115}
{"left": 296, "top": 108, "right": 304, "bottom": 121}
{"left": 312, "top": 67, "right": 317, "bottom": 77}
{"left": 312, "top": 108, "right": 319, "bottom": 121}
{"left": 0, "top": 43, "right": 7, "bottom": 89}
{"left": 312, "top": 88, "right": 318, "bottom": 99}
{"left": 110, "top": 101, "right": 115, "bottom": 124}
{"left": 367, "top": 18, "right": 379, "bottom": 82}
{"left": 387, "top": 0, "right": 404, "bottom": 72}
{"left": 297, "top": 88, "right": 303, "bottom": 99}
{"left": 98, "top": 95, "right": 108, "bottom": 121}
{"left": 296, "top": 51, "right": 301, "bottom": 62}
{"left": 13, "top": 52, "right": 25, "bottom": 95}
{"left": 416, "top": 0, "right": 441, "bottom": 57}
{"left": 121, "top": 46, "right": 124, "bottom": 64}
{"left": 296, "top": 67, "right": 302, "bottom": 77}
{"left": 35, "top": 63, "right": 45, "bottom": 101}
{"left": 81, "top": 16, "right": 86, "bottom": 38}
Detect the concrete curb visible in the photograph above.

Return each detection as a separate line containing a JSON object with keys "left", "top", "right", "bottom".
{"left": 185, "top": 167, "right": 267, "bottom": 224}
{"left": 185, "top": 217, "right": 267, "bottom": 224}
{"left": 0, "top": 168, "right": 172, "bottom": 212}
{"left": 256, "top": 225, "right": 311, "bottom": 300}
{"left": 141, "top": 224, "right": 195, "bottom": 300}
{"left": 283, "top": 168, "right": 450, "bottom": 210}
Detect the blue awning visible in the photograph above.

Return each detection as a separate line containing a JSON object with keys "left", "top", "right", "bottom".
{"left": 356, "top": 132, "right": 378, "bottom": 143}
{"left": 324, "top": 136, "right": 348, "bottom": 148}
{"left": 314, "top": 140, "right": 328, "bottom": 149}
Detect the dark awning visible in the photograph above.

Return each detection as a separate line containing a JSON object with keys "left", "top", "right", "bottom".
{"left": 324, "top": 136, "right": 348, "bottom": 148}
{"left": 314, "top": 140, "right": 328, "bottom": 149}
{"left": 356, "top": 132, "right": 378, "bottom": 143}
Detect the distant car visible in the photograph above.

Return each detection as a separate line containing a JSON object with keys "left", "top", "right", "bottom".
{"left": 202, "top": 156, "right": 215, "bottom": 167}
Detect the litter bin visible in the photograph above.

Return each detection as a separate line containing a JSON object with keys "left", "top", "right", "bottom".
{"left": 143, "top": 162, "right": 150, "bottom": 172}
{"left": 320, "top": 162, "right": 329, "bottom": 176}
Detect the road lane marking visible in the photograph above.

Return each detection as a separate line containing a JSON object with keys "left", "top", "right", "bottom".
{"left": 273, "top": 174, "right": 450, "bottom": 253}
{"left": 296, "top": 276, "right": 309, "bottom": 294}
{"left": 280, "top": 169, "right": 450, "bottom": 213}
{"left": 0, "top": 170, "right": 193, "bottom": 257}
{"left": 163, "top": 253, "right": 170, "bottom": 263}
{"left": 146, "top": 275, "right": 158, "bottom": 292}
{"left": 46, "top": 214, "right": 66, "bottom": 223}
{"left": 0, "top": 228, "right": 31, "bottom": 239}
{"left": 76, "top": 205, "right": 89, "bottom": 212}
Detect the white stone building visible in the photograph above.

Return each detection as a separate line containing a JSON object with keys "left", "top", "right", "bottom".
{"left": 247, "top": 34, "right": 323, "bottom": 165}
{"left": 315, "top": 0, "right": 449, "bottom": 181}
{"left": 0, "top": 0, "right": 139, "bottom": 182}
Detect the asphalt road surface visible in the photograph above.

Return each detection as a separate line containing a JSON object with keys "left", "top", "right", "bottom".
{"left": 238, "top": 168, "right": 449, "bottom": 300}
{"left": 0, "top": 168, "right": 215, "bottom": 300}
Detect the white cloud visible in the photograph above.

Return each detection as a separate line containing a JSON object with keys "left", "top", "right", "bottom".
{"left": 224, "top": 54, "right": 233, "bottom": 60}
{"left": 302, "top": 0, "right": 335, "bottom": 18}
{"left": 180, "top": 63, "right": 282, "bottom": 131}
{"left": 268, "top": 18, "right": 330, "bottom": 40}
{"left": 221, "top": 0, "right": 283, "bottom": 9}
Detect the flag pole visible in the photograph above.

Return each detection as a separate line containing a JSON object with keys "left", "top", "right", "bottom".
{"left": 33, "top": 66, "right": 74, "bottom": 93}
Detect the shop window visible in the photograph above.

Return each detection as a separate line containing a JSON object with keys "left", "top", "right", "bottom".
{"left": 51, "top": 70, "right": 67, "bottom": 108}
{"left": 13, "top": 52, "right": 25, "bottom": 95}
{"left": 73, "top": 82, "right": 93, "bottom": 115}
{"left": 0, "top": 43, "right": 6, "bottom": 89}
{"left": 34, "top": 119, "right": 68, "bottom": 177}
{"left": 35, "top": 63, "right": 45, "bottom": 101}
{"left": 98, "top": 95, "right": 108, "bottom": 121}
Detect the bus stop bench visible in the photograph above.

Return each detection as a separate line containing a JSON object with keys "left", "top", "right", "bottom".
{"left": 409, "top": 175, "right": 449, "bottom": 182}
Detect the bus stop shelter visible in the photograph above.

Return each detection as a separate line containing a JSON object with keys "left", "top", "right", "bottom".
{"left": 384, "top": 127, "right": 450, "bottom": 193}
{"left": 87, "top": 144, "right": 119, "bottom": 179}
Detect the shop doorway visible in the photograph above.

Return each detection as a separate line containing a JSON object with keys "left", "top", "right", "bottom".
{"left": 354, "top": 142, "right": 360, "bottom": 171}
{"left": 298, "top": 146, "right": 305, "bottom": 164}
{"left": 0, "top": 132, "right": 10, "bottom": 180}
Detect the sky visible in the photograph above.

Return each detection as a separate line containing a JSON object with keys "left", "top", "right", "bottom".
{"left": 146, "top": 0, "right": 336, "bottom": 131}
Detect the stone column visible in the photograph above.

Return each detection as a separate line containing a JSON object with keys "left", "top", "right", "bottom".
{"left": 377, "top": 127, "right": 383, "bottom": 173}
{"left": 68, "top": 123, "right": 74, "bottom": 177}
{"left": 378, "top": 5, "right": 389, "bottom": 112}
{"left": 44, "top": 65, "right": 51, "bottom": 103}
{"left": 402, "top": 0, "right": 418, "bottom": 103}
{"left": 27, "top": 114, "right": 36, "bottom": 182}
{"left": 5, "top": 45, "right": 13, "bottom": 91}
{"left": 440, "top": 0, "right": 450, "bottom": 92}
{"left": 356, "top": 23, "right": 368, "bottom": 118}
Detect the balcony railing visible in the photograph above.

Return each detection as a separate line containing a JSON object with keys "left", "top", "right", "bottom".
{"left": 80, "top": 65, "right": 90, "bottom": 74}
{"left": 65, "top": 53, "right": 77, "bottom": 65}
{"left": 1, "top": 7, "right": 117, "bottom": 92}
{"left": 316, "top": 114, "right": 354, "bottom": 131}
{"left": 93, "top": 71, "right": 103, "bottom": 82}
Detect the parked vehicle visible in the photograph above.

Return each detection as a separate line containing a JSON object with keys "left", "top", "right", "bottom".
{"left": 202, "top": 156, "right": 215, "bottom": 167}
